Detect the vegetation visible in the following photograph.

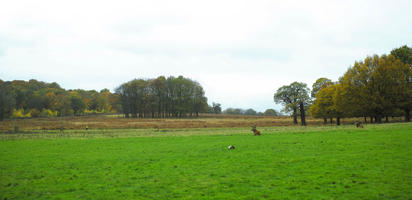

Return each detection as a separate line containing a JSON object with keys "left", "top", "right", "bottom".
{"left": 3, "top": 114, "right": 400, "bottom": 132}
{"left": 1, "top": 123, "right": 411, "bottom": 199}
{"left": 0, "top": 76, "right": 211, "bottom": 121}
{"left": 115, "top": 76, "right": 208, "bottom": 118}
{"left": 270, "top": 45, "right": 411, "bottom": 125}
{"left": 310, "top": 45, "right": 412, "bottom": 124}
{"left": 222, "top": 108, "right": 280, "bottom": 116}
{"left": 274, "top": 82, "right": 311, "bottom": 125}
{"left": 0, "top": 79, "right": 120, "bottom": 120}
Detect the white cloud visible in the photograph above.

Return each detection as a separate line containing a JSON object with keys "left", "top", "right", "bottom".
{"left": 1, "top": 0, "right": 412, "bottom": 112}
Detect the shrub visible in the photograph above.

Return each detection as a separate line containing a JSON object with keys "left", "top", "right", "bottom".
{"left": 12, "top": 109, "right": 25, "bottom": 118}
{"left": 29, "top": 109, "right": 41, "bottom": 118}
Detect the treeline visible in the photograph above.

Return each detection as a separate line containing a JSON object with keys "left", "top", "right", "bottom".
{"left": 115, "top": 76, "right": 208, "bottom": 118}
{"left": 274, "top": 45, "right": 412, "bottom": 125}
{"left": 224, "top": 108, "right": 280, "bottom": 116}
{"left": 310, "top": 45, "right": 411, "bottom": 123}
{"left": 0, "top": 79, "right": 120, "bottom": 120}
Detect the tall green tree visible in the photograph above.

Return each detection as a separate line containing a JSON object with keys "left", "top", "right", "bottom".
{"left": 263, "top": 109, "right": 278, "bottom": 116}
{"left": 212, "top": 102, "right": 222, "bottom": 114}
{"left": 274, "top": 84, "right": 298, "bottom": 124}
{"left": 115, "top": 76, "right": 209, "bottom": 118}
{"left": 391, "top": 45, "right": 412, "bottom": 122}
{"left": 274, "top": 82, "right": 310, "bottom": 125}
{"left": 311, "top": 78, "right": 333, "bottom": 98}
{"left": 340, "top": 54, "right": 410, "bottom": 122}
{"left": 0, "top": 80, "right": 15, "bottom": 121}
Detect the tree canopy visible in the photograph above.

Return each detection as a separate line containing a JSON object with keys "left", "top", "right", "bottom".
{"left": 0, "top": 79, "right": 120, "bottom": 120}
{"left": 310, "top": 47, "right": 412, "bottom": 123}
{"left": 274, "top": 82, "right": 310, "bottom": 125}
{"left": 115, "top": 76, "right": 208, "bottom": 118}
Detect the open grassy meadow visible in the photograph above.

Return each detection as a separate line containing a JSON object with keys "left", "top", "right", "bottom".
{"left": 1, "top": 120, "right": 412, "bottom": 199}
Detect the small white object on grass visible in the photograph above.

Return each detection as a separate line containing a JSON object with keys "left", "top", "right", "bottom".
{"left": 228, "top": 145, "right": 235, "bottom": 149}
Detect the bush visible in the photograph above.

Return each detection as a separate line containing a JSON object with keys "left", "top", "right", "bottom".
{"left": 40, "top": 109, "right": 57, "bottom": 117}
{"left": 29, "top": 109, "right": 41, "bottom": 118}
{"left": 12, "top": 109, "right": 25, "bottom": 118}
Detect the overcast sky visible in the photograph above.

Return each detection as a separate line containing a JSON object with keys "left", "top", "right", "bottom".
{"left": 1, "top": 0, "right": 411, "bottom": 112}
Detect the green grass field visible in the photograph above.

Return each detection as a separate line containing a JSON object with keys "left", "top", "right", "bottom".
{"left": 1, "top": 123, "right": 412, "bottom": 199}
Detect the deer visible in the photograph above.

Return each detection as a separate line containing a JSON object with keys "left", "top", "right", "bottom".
{"left": 355, "top": 121, "right": 363, "bottom": 128}
{"left": 251, "top": 125, "right": 261, "bottom": 136}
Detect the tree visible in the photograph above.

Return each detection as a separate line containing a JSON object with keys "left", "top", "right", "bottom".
{"left": 192, "top": 84, "right": 208, "bottom": 117}
{"left": 212, "top": 102, "right": 222, "bottom": 114}
{"left": 263, "top": 109, "right": 278, "bottom": 116}
{"left": 0, "top": 81, "right": 15, "bottom": 121}
{"left": 311, "top": 83, "right": 346, "bottom": 125}
{"left": 391, "top": 45, "right": 412, "bottom": 65}
{"left": 71, "top": 95, "right": 86, "bottom": 116}
{"left": 311, "top": 78, "right": 333, "bottom": 98}
{"left": 274, "top": 82, "right": 310, "bottom": 125}
{"left": 223, "top": 108, "right": 243, "bottom": 115}
{"left": 115, "top": 76, "right": 209, "bottom": 118}
{"left": 311, "top": 77, "right": 333, "bottom": 124}
{"left": 56, "top": 94, "right": 73, "bottom": 116}
{"left": 244, "top": 108, "right": 257, "bottom": 115}
{"left": 339, "top": 54, "right": 410, "bottom": 123}
{"left": 391, "top": 45, "right": 412, "bottom": 122}
{"left": 310, "top": 84, "right": 334, "bottom": 124}
{"left": 274, "top": 85, "right": 298, "bottom": 124}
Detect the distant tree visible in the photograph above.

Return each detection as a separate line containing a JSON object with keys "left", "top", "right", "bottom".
{"left": 244, "top": 108, "right": 257, "bottom": 115}
{"left": 223, "top": 108, "right": 243, "bottom": 115}
{"left": 56, "top": 94, "right": 73, "bottom": 116}
{"left": 0, "top": 80, "right": 15, "bottom": 121}
{"left": 311, "top": 78, "right": 333, "bottom": 124}
{"left": 340, "top": 54, "right": 410, "bottom": 122}
{"left": 391, "top": 45, "right": 412, "bottom": 65}
{"left": 391, "top": 45, "right": 412, "bottom": 122}
{"left": 192, "top": 84, "right": 208, "bottom": 117}
{"left": 212, "top": 102, "right": 222, "bottom": 114}
{"left": 310, "top": 83, "right": 345, "bottom": 125}
{"left": 274, "top": 82, "right": 311, "bottom": 125}
{"left": 71, "top": 95, "right": 86, "bottom": 116}
{"left": 44, "top": 91, "right": 58, "bottom": 110}
{"left": 311, "top": 78, "right": 333, "bottom": 98}
{"left": 115, "top": 76, "right": 209, "bottom": 118}
{"left": 274, "top": 84, "right": 298, "bottom": 124}
{"left": 263, "top": 109, "right": 278, "bottom": 116}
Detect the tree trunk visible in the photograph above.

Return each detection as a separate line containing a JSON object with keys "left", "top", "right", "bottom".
{"left": 299, "top": 102, "right": 306, "bottom": 126}
{"left": 336, "top": 117, "right": 340, "bottom": 125}
{"left": 405, "top": 109, "right": 411, "bottom": 122}
{"left": 293, "top": 108, "right": 298, "bottom": 124}
{"left": 323, "top": 118, "right": 327, "bottom": 124}
{"left": 370, "top": 117, "right": 373, "bottom": 123}
{"left": 364, "top": 116, "right": 367, "bottom": 123}
{"left": 330, "top": 118, "right": 333, "bottom": 124}
{"left": 385, "top": 116, "right": 388, "bottom": 123}
{"left": 375, "top": 116, "right": 382, "bottom": 123}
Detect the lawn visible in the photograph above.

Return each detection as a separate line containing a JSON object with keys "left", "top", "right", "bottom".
{"left": 1, "top": 123, "right": 412, "bottom": 199}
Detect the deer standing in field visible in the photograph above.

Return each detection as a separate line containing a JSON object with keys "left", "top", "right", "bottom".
{"left": 355, "top": 122, "right": 363, "bottom": 128}
{"left": 251, "top": 125, "right": 261, "bottom": 136}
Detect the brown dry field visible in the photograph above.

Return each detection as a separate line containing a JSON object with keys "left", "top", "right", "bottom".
{"left": 0, "top": 114, "right": 404, "bottom": 132}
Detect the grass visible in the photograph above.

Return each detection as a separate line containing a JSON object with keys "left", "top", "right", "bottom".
{"left": 1, "top": 123, "right": 412, "bottom": 199}
{"left": 1, "top": 114, "right": 405, "bottom": 131}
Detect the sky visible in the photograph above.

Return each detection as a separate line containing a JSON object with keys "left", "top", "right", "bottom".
{"left": 1, "top": 0, "right": 411, "bottom": 112}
